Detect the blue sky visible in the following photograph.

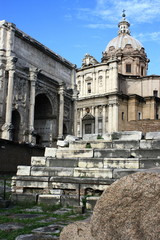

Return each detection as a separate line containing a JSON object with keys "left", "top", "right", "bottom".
{"left": 1, "top": 0, "right": 160, "bottom": 75}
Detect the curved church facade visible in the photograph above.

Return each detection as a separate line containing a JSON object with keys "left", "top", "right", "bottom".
{"left": 76, "top": 14, "right": 160, "bottom": 137}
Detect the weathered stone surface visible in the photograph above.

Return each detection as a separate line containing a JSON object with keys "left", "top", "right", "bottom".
{"left": 94, "top": 149, "right": 131, "bottom": 158}
{"left": 83, "top": 134, "right": 98, "bottom": 141}
{"left": 65, "top": 135, "right": 79, "bottom": 142}
{"left": 140, "top": 140, "right": 152, "bottom": 149}
{"left": 112, "top": 131, "right": 142, "bottom": 141}
{"left": 56, "top": 149, "right": 93, "bottom": 158}
{"left": 113, "top": 140, "right": 139, "bottom": 149}
{"left": 131, "top": 149, "right": 160, "bottom": 158}
{"left": 17, "top": 166, "right": 31, "bottom": 176}
{"left": 146, "top": 131, "right": 160, "bottom": 140}
{"left": 91, "top": 172, "right": 160, "bottom": 240}
{"left": 140, "top": 159, "right": 160, "bottom": 169}
{"left": 57, "top": 140, "right": 69, "bottom": 147}
{"left": 78, "top": 158, "right": 103, "bottom": 168}
{"left": 44, "top": 148, "right": 57, "bottom": 157}
{"left": 31, "top": 157, "right": 47, "bottom": 166}
{"left": 74, "top": 168, "right": 112, "bottom": 178}
{"left": 60, "top": 219, "right": 94, "bottom": 240}
{"left": 104, "top": 158, "right": 139, "bottom": 169}
{"left": 46, "top": 157, "right": 79, "bottom": 168}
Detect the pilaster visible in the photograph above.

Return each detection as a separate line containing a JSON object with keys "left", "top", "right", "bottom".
{"left": 28, "top": 67, "right": 39, "bottom": 143}
{"left": 58, "top": 83, "right": 65, "bottom": 139}
{"left": 1, "top": 56, "right": 17, "bottom": 140}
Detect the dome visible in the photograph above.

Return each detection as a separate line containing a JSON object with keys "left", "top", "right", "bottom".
{"left": 104, "top": 13, "right": 144, "bottom": 53}
{"left": 105, "top": 34, "right": 143, "bottom": 53}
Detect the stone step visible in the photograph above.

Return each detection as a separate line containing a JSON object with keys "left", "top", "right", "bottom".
{"left": 46, "top": 158, "right": 79, "bottom": 168}
{"left": 130, "top": 149, "right": 160, "bottom": 158}
{"left": 104, "top": 158, "right": 139, "bottom": 169}
{"left": 69, "top": 141, "right": 112, "bottom": 149}
{"left": 74, "top": 168, "right": 113, "bottom": 179}
{"left": 112, "top": 140, "right": 140, "bottom": 149}
{"left": 30, "top": 167, "right": 74, "bottom": 177}
{"left": 94, "top": 149, "right": 131, "bottom": 158}
{"left": 56, "top": 149, "right": 93, "bottom": 158}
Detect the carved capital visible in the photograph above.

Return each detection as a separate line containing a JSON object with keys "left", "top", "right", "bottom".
{"left": 7, "top": 56, "right": 17, "bottom": 71}
{"left": 29, "top": 67, "right": 41, "bottom": 81}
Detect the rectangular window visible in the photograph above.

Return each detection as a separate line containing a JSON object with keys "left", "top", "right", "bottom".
{"left": 126, "top": 64, "right": 131, "bottom": 73}
{"left": 122, "top": 112, "right": 124, "bottom": 120}
{"left": 141, "top": 66, "right": 144, "bottom": 76}
{"left": 153, "top": 90, "right": 158, "bottom": 97}
{"left": 87, "top": 82, "right": 91, "bottom": 93}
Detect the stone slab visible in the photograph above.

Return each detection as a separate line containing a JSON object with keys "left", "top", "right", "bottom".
{"left": 38, "top": 195, "right": 61, "bottom": 205}
{"left": 56, "top": 149, "right": 93, "bottom": 158}
{"left": 113, "top": 169, "right": 144, "bottom": 179}
{"left": 83, "top": 134, "right": 98, "bottom": 141}
{"left": 94, "top": 149, "right": 131, "bottom": 158}
{"left": 11, "top": 193, "right": 38, "bottom": 203}
{"left": 112, "top": 140, "right": 140, "bottom": 149}
{"left": 17, "top": 166, "right": 31, "bottom": 176}
{"left": 31, "top": 156, "right": 47, "bottom": 166}
{"left": 140, "top": 140, "right": 152, "bottom": 149}
{"left": 131, "top": 149, "right": 160, "bottom": 158}
{"left": 104, "top": 158, "right": 139, "bottom": 169}
{"left": 31, "top": 167, "right": 74, "bottom": 177}
{"left": 46, "top": 158, "right": 79, "bottom": 168}
{"left": 112, "top": 131, "right": 142, "bottom": 140}
{"left": 152, "top": 140, "right": 160, "bottom": 149}
{"left": 139, "top": 159, "right": 160, "bottom": 169}
{"left": 69, "top": 141, "right": 112, "bottom": 150}
{"left": 78, "top": 158, "right": 103, "bottom": 168}
{"left": 145, "top": 132, "right": 160, "bottom": 140}
{"left": 44, "top": 148, "right": 57, "bottom": 157}
{"left": 57, "top": 140, "right": 69, "bottom": 147}
{"left": 74, "top": 168, "right": 113, "bottom": 178}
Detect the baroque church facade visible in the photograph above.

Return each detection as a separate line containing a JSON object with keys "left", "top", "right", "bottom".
{"left": 0, "top": 14, "right": 160, "bottom": 146}
{"left": 76, "top": 13, "right": 160, "bottom": 137}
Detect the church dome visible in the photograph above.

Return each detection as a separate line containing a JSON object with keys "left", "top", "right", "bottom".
{"left": 105, "top": 34, "right": 143, "bottom": 53}
{"left": 104, "top": 12, "right": 144, "bottom": 54}
{"left": 102, "top": 11, "right": 149, "bottom": 76}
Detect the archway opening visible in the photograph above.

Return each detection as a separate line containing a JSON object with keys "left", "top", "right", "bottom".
{"left": 11, "top": 110, "right": 21, "bottom": 142}
{"left": 34, "top": 94, "right": 53, "bottom": 146}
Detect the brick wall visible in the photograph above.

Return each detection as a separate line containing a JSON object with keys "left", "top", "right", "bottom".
{"left": 123, "top": 120, "right": 160, "bottom": 133}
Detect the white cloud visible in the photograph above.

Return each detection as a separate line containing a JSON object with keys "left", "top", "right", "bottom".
{"left": 76, "top": 0, "right": 160, "bottom": 24}
{"left": 86, "top": 23, "right": 116, "bottom": 29}
{"left": 135, "top": 31, "right": 160, "bottom": 42}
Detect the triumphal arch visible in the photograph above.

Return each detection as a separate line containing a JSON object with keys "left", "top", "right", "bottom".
{"left": 0, "top": 20, "right": 77, "bottom": 147}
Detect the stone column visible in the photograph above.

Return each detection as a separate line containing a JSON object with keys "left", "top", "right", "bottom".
{"left": 108, "top": 104, "right": 113, "bottom": 133}
{"left": 28, "top": 68, "right": 39, "bottom": 143}
{"left": 80, "top": 108, "right": 83, "bottom": 138}
{"left": 112, "top": 103, "right": 119, "bottom": 132}
{"left": 95, "top": 106, "right": 99, "bottom": 134}
{"left": 2, "top": 56, "right": 17, "bottom": 140}
{"left": 102, "top": 105, "right": 106, "bottom": 135}
{"left": 58, "top": 83, "right": 65, "bottom": 139}
{"left": 72, "top": 89, "right": 79, "bottom": 136}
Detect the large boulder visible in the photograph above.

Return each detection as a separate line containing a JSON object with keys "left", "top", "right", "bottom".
{"left": 91, "top": 171, "right": 160, "bottom": 240}
{"left": 60, "top": 171, "right": 160, "bottom": 240}
{"left": 60, "top": 218, "right": 94, "bottom": 240}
